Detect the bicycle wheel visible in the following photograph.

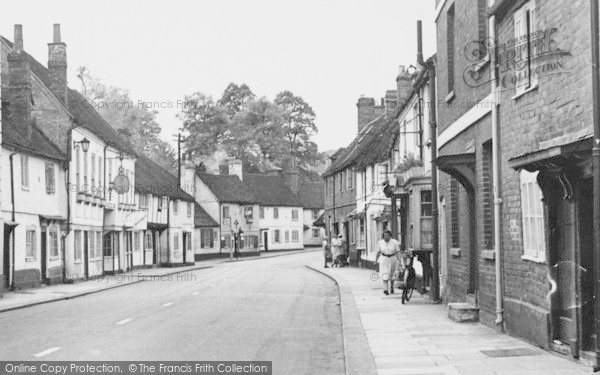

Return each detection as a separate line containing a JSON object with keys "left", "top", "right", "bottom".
{"left": 404, "top": 286, "right": 414, "bottom": 302}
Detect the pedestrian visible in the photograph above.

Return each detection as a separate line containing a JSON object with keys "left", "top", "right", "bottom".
{"left": 320, "top": 225, "right": 330, "bottom": 268}
{"left": 376, "top": 229, "right": 401, "bottom": 295}
{"left": 331, "top": 234, "right": 342, "bottom": 267}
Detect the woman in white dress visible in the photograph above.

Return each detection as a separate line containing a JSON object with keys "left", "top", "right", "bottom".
{"left": 331, "top": 235, "right": 343, "bottom": 267}
{"left": 376, "top": 230, "right": 401, "bottom": 295}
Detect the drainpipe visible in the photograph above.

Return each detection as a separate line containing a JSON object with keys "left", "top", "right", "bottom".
{"left": 9, "top": 153, "right": 17, "bottom": 289}
{"left": 417, "top": 20, "right": 440, "bottom": 303}
{"left": 589, "top": 0, "right": 600, "bottom": 367}
{"left": 490, "top": 14, "right": 505, "bottom": 331}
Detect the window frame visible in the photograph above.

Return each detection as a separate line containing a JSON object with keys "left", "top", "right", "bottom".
{"left": 26, "top": 229, "right": 36, "bottom": 258}
{"left": 513, "top": 0, "right": 538, "bottom": 97}
{"left": 292, "top": 230, "right": 299, "bottom": 243}
{"left": 20, "top": 154, "right": 29, "bottom": 189}
{"left": 520, "top": 170, "right": 546, "bottom": 262}
{"left": 291, "top": 209, "right": 299, "bottom": 221}
{"left": 45, "top": 162, "right": 56, "bottom": 195}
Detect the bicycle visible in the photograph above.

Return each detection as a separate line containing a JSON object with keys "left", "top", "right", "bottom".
{"left": 397, "top": 253, "right": 416, "bottom": 304}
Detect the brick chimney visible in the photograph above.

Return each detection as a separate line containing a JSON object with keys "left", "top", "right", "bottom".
{"left": 7, "top": 25, "right": 32, "bottom": 140}
{"left": 282, "top": 170, "right": 299, "bottom": 196}
{"left": 396, "top": 65, "right": 412, "bottom": 105}
{"left": 384, "top": 90, "right": 398, "bottom": 114}
{"left": 227, "top": 158, "right": 243, "bottom": 181}
{"left": 357, "top": 97, "right": 384, "bottom": 133}
{"left": 48, "top": 24, "right": 68, "bottom": 104}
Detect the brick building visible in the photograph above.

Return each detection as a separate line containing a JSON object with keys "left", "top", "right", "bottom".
{"left": 434, "top": 0, "right": 497, "bottom": 324}
{"left": 491, "top": 0, "right": 596, "bottom": 362}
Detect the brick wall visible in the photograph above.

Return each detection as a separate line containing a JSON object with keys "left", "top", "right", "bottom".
{"left": 493, "top": 0, "right": 593, "bottom": 346}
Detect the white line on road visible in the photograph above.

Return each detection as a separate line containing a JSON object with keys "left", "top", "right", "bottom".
{"left": 33, "top": 347, "right": 61, "bottom": 358}
{"left": 162, "top": 302, "right": 173, "bottom": 307}
{"left": 192, "top": 292, "right": 200, "bottom": 296}
{"left": 116, "top": 319, "right": 133, "bottom": 325}
{"left": 210, "top": 284, "right": 216, "bottom": 287}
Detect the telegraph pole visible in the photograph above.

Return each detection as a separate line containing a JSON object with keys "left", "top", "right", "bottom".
{"left": 173, "top": 133, "right": 185, "bottom": 188}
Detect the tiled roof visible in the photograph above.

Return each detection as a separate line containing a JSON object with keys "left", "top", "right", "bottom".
{"left": 298, "top": 182, "right": 324, "bottom": 209}
{"left": 135, "top": 155, "right": 195, "bottom": 201}
{"left": 196, "top": 173, "right": 255, "bottom": 204}
{"left": 1, "top": 36, "right": 136, "bottom": 156}
{"left": 2, "top": 121, "right": 66, "bottom": 161}
{"left": 243, "top": 173, "right": 300, "bottom": 207}
{"left": 195, "top": 202, "right": 218, "bottom": 227}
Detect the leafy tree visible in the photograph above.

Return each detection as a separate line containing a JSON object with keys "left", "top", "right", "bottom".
{"left": 274, "top": 91, "right": 318, "bottom": 168}
{"left": 76, "top": 66, "right": 177, "bottom": 171}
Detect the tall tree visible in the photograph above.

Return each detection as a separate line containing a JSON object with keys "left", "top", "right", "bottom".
{"left": 274, "top": 91, "right": 318, "bottom": 168}
{"left": 76, "top": 66, "right": 177, "bottom": 170}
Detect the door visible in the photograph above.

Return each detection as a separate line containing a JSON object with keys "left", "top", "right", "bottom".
{"left": 126, "top": 232, "right": 133, "bottom": 271}
{"left": 3, "top": 225, "right": 12, "bottom": 289}
{"left": 41, "top": 230, "right": 47, "bottom": 283}
{"left": 549, "top": 184, "right": 578, "bottom": 352}
{"left": 83, "top": 231, "right": 89, "bottom": 278}
{"left": 152, "top": 231, "right": 157, "bottom": 264}
{"left": 577, "top": 178, "right": 594, "bottom": 351}
{"left": 263, "top": 231, "right": 268, "bottom": 251}
{"left": 183, "top": 233, "right": 187, "bottom": 264}
{"left": 344, "top": 222, "right": 350, "bottom": 257}
{"left": 467, "top": 189, "right": 478, "bottom": 295}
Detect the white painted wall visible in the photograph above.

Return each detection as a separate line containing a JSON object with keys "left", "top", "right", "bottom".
{"left": 258, "top": 206, "right": 304, "bottom": 250}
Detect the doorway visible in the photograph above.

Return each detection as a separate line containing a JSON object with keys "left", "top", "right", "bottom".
{"left": 41, "top": 229, "right": 47, "bottom": 283}
{"left": 83, "top": 230, "right": 89, "bottom": 278}
{"left": 263, "top": 231, "right": 268, "bottom": 251}
{"left": 183, "top": 233, "right": 187, "bottom": 264}
{"left": 577, "top": 178, "right": 594, "bottom": 352}
{"left": 3, "top": 224, "right": 12, "bottom": 289}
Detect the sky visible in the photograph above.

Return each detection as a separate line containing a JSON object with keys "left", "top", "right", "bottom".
{"left": 2, "top": 0, "right": 436, "bottom": 153}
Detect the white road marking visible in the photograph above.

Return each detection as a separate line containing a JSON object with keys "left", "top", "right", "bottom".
{"left": 192, "top": 292, "right": 200, "bottom": 296}
{"left": 33, "top": 347, "right": 61, "bottom": 358}
{"left": 162, "top": 302, "right": 173, "bottom": 307}
{"left": 210, "top": 284, "right": 216, "bottom": 287}
{"left": 116, "top": 319, "right": 132, "bottom": 325}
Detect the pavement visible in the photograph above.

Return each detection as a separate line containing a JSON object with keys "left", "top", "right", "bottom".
{"left": 0, "top": 251, "right": 344, "bottom": 374}
{"left": 307, "top": 260, "right": 591, "bottom": 375}
{"left": 0, "top": 248, "right": 318, "bottom": 313}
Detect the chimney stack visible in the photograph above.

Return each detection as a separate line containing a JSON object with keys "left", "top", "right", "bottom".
{"left": 357, "top": 97, "right": 384, "bottom": 133}
{"left": 7, "top": 25, "right": 32, "bottom": 140}
{"left": 396, "top": 65, "right": 412, "bottom": 105}
{"left": 48, "top": 24, "right": 68, "bottom": 104}
{"left": 227, "top": 158, "right": 243, "bottom": 181}
{"left": 282, "top": 170, "right": 300, "bottom": 196}
{"left": 384, "top": 90, "right": 398, "bottom": 114}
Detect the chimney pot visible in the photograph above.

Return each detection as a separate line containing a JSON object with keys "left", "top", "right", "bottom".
{"left": 53, "top": 24, "right": 61, "bottom": 43}
{"left": 14, "top": 25, "right": 23, "bottom": 52}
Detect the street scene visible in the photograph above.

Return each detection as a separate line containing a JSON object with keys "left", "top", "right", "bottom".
{"left": 1, "top": 0, "right": 600, "bottom": 374}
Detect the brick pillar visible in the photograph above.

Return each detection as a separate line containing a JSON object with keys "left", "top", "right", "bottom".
{"left": 47, "top": 24, "right": 68, "bottom": 105}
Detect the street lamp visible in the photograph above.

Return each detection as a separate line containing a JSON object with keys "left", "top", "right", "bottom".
{"left": 73, "top": 137, "right": 90, "bottom": 152}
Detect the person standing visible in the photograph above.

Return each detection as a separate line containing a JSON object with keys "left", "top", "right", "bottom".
{"left": 320, "top": 226, "right": 330, "bottom": 268}
{"left": 376, "top": 230, "right": 401, "bottom": 295}
{"left": 331, "top": 234, "right": 342, "bottom": 267}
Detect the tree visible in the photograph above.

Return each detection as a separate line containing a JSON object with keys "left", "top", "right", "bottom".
{"left": 274, "top": 91, "right": 318, "bottom": 168}
{"left": 218, "top": 83, "right": 255, "bottom": 118}
{"left": 76, "top": 66, "right": 177, "bottom": 171}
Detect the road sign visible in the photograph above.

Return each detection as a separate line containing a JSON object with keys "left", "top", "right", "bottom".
{"left": 223, "top": 217, "right": 231, "bottom": 225}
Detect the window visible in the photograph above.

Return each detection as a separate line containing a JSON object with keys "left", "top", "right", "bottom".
{"left": 88, "top": 231, "right": 95, "bottom": 258}
{"left": 450, "top": 178, "right": 460, "bottom": 248}
{"left": 285, "top": 231, "right": 290, "bottom": 243}
{"left": 173, "top": 200, "right": 179, "bottom": 215}
{"left": 350, "top": 221, "right": 355, "bottom": 244}
{"left": 244, "top": 206, "right": 253, "bottom": 220}
{"left": 74, "top": 230, "right": 82, "bottom": 261}
{"left": 96, "top": 232, "right": 102, "bottom": 258}
{"left": 520, "top": 170, "right": 545, "bottom": 260}
{"left": 98, "top": 157, "right": 103, "bottom": 192}
{"left": 186, "top": 233, "right": 192, "bottom": 251}
{"left": 338, "top": 173, "right": 343, "bottom": 192}
{"left": 108, "top": 159, "right": 113, "bottom": 187}
{"left": 134, "top": 232, "right": 141, "bottom": 252}
{"left": 145, "top": 232, "right": 153, "bottom": 250}
{"left": 83, "top": 150, "right": 88, "bottom": 190}
{"left": 20, "top": 154, "right": 29, "bottom": 188}
{"left": 259, "top": 207, "right": 265, "bottom": 219}
{"left": 139, "top": 194, "right": 148, "bottom": 208}
{"left": 273, "top": 207, "right": 279, "bottom": 219}
{"left": 174, "top": 233, "right": 179, "bottom": 251}
{"left": 91, "top": 153, "right": 96, "bottom": 192}
{"left": 421, "top": 190, "right": 433, "bottom": 247}
{"left": 187, "top": 202, "right": 192, "bottom": 218}
{"left": 45, "top": 162, "right": 55, "bottom": 195}
{"left": 49, "top": 228, "right": 59, "bottom": 257}
{"left": 482, "top": 142, "right": 494, "bottom": 248}
{"left": 342, "top": 170, "right": 346, "bottom": 191}
{"left": 274, "top": 230, "right": 281, "bottom": 243}
{"left": 478, "top": 0, "right": 488, "bottom": 50}
{"left": 76, "top": 149, "right": 81, "bottom": 189}
{"left": 222, "top": 206, "right": 230, "bottom": 219}
{"left": 447, "top": 3, "right": 456, "bottom": 93}
{"left": 312, "top": 209, "right": 319, "bottom": 220}
{"left": 359, "top": 218, "right": 365, "bottom": 246}
{"left": 26, "top": 229, "right": 36, "bottom": 258}
{"left": 292, "top": 230, "right": 299, "bottom": 242}
{"left": 347, "top": 169, "right": 353, "bottom": 189}
{"left": 201, "top": 229, "right": 214, "bottom": 248}
{"left": 292, "top": 209, "right": 299, "bottom": 221}
{"left": 514, "top": 1, "right": 537, "bottom": 95}
{"left": 312, "top": 228, "right": 320, "bottom": 238}
{"left": 103, "top": 233, "right": 112, "bottom": 256}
